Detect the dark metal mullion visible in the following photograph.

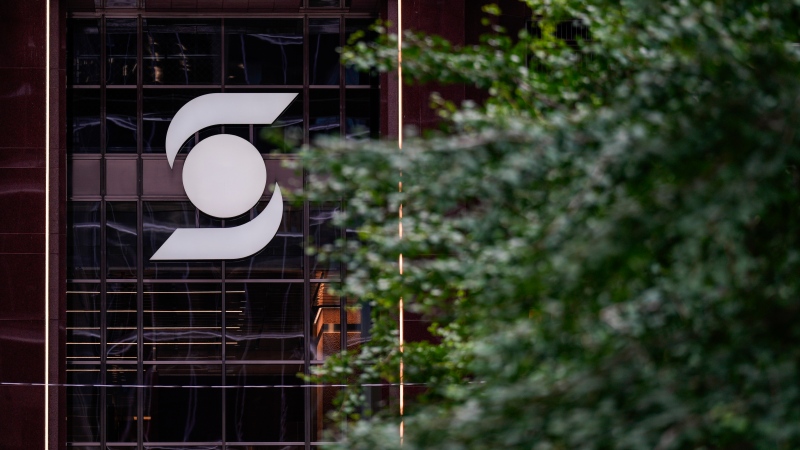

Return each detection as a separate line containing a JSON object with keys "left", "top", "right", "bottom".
{"left": 304, "top": 16, "right": 311, "bottom": 146}
{"left": 303, "top": 13, "right": 312, "bottom": 450}
{"left": 340, "top": 16, "right": 346, "bottom": 139}
{"left": 136, "top": 13, "right": 145, "bottom": 449}
{"left": 99, "top": 13, "right": 108, "bottom": 450}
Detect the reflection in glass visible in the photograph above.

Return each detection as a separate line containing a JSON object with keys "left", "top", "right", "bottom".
{"left": 68, "top": 202, "right": 101, "bottom": 279}
{"left": 68, "top": 89, "right": 101, "bottom": 153}
{"left": 107, "top": 365, "right": 138, "bottom": 443}
{"left": 68, "top": 19, "right": 100, "bottom": 85}
{"left": 143, "top": 19, "right": 222, "bottom": 85}
{"left": 143, "top": 89, "right": 215, "bottom": 153}
{"left": 106, "top": 19, "right": 138, "bottom": 85}
{"left": 143, "top": 284, "right": 222, "bottom": 361}
{"left": 310, "top": 90, "right": 340, "bottom": 141}
{"left": 311, "top": 385, "right": 341, "bottom": 442}
{"left": 107, "top": 202, "right": 138, "bottom": 279}
{"left": 345, "top": 89, "right": 379, "bottom": 140}
{"left": 107, "top": 284, "right": 137, "bottom": 361}
{"left": 345, "top": 19, "right": 377, "bottom": 85}
{"left": 309, "top": 203, "right": 341, "bottom": 279}
{"left": 225, "top": 202, "right": 303, "bottom": 279}
{"left": 254, "top": 92, "right": 303, "bottom": 154}
{"left": 106, "top": 89, "right": 138, "bottom": 152}
{"left": 311, "top": 283, "right": 344, "bottom": 361}
{"left": 226, "top": 284, "right": 304, "bottom": 361}
{"left": 226, "top": 365, "right": 304, "bottom": 442}
{"left": 143, "top": 202, "right": 222, "bottom": 279}
{"left": 67, "top": 284, "right": 101, "bottom": 360}
{"left": 143, "top": 365, "right": 222, "bottom": 442}
{"left": 309, "top": 19, "right": 340, "bottom": 85}
{"left": 67, "top": 367, "right": 101, "bottom": 442}
{"left": 226, "top": 19, "right": 303, "bottom": 85}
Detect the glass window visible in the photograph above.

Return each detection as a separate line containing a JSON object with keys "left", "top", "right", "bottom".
{"left": 309, "top": 19, "right": 340, "bottom": 85}
{"left": 143, "top": 19, "right": 222, "bottom": 85}
{"left": 345, "top": 19, "right": 377, "bottom": 85}
{"left": 253, "top": 91, "right": 304, "bottom": 154}
{"left": 143, "top": 89, "right": 216, "bottom": 153}
{"left": 309, "top": 0, "right": 340, "bottom": 7}
{"left": 345, "top": 89, "right": 379, "bottom": 140}
{"left": 225, "top": 365, "right": 305, "bottom": 442}
{"left": 69, "top": 19, "right": 101, "bottom": 85}
{"left": 67, "top": 367, "right": 101, "bottom": 443}
{"left": 311, "top": 283, "right": 341, "bottom": 361}
{"left": 67, "top": 284, "right": 101, "bottom": 360}
{"left": 309, "top": 203, "right": 342, "bottom": 279}
{"left": 225, "top": 284, "right": 305, "bottom": 361}
{"left": 143, "top": 284, "right": 223, "bottom": 361}
{"left": 68, "top": 89, "right": 101, "bottom": 154}
{"left": 106, "top": 89, "right": 138, "bottom": 153}
{"left": 226, "top": 19, "right": 303, "bottom": 85}
{"left": 106, "top": 364, "right": 138, "bottom": 443}
{"left": 68, "top": 202, "right": 101, "bottom": 279}
{"left": 107, "top": 284, "right": 138, "bottom": 361}
{"left": 143, "top": 365, "right": 223, "bottom": 442}
{"left": 106, "top": 19, "right": 138, "bottom": 85}
{"left": 107, "top": 202, "right": 138, "bottom": 279}
{"left": 309, "top": 90, "right": 340, "bottom": 141}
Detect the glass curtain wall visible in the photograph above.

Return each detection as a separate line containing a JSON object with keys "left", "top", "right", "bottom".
{"left": 66, "top": 7, "right": 376, "bottom": 449}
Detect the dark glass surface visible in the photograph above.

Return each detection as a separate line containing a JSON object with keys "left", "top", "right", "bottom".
{"left": 143, "top": 365, "right": 223, "bottom": 442}
{"left": 345, "top": 89, "right": 379, "bottom": 140}
{"left": 107, "top": 365, "right": 138, "bottom": 443}
{"left": 143, "top": 202, "right": 222, "bottom": 279}
{"left": 106, "top": 0, "right": 138, "bottom": 7}
{"left": 310, "top": 386, "right": 340, "bottom": 442}
{"left": 107, "top": 284, "right": 138, "bottom": 361}
{"left": 309, "top": 0, "right": 340, "bottom": 6}
{"left": 254, "top": 92, "right": 303, "bottom": 154}
{"left": 143, "top": 89, "right": 216, "bottom": 153}
{"left": 309, "top": 203, "right": 341, "bottom": 279}
{"left": 143, "top": 284, "right": 222, "bottom": 361}
{"left": 106, "top": 89, "right": 138, "bottom": 153}
{"left": 67, "top": 368, "right": 101, "bottom": 442}
{"left": 106, "top": 19, "right": 138, "bottom": 85}
{"left": 68, "top": 202, "right": 101, "bottom": 279}
{"left": 309, "top": 90, "right": 340, "bottom": 141}
{"left": 107, "top": 202, "right": 138, "bottom": 279}
{"left": 225, "top": 284, "right": 305, "bottom": 361}
{"left": 68, "top": 89, "right": 101, "bottom": 153}
{"left": 225, "top": 202, "right": 304, "bottom": 279}
{"left": 68, "top": 19, "right": 101, "bottom": 85}
{"left": 225, "top": 365, "right": 305, "bottom": 442}
{"left": 345, "top": 19, "right": 377, "bottom": 85}
{"left": 67, "top": 284, "right": 101, "bottom": 360}
{"left": 143, "top": 19, "right": 222, "bottom": 85}
{"left": 309, "top": 19, "right": 340, "bottom": 85}
{"left": 225, "top": 19, "right": 303, "bottom": 85}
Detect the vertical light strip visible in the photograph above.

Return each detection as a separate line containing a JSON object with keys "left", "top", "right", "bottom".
{"left": 44, "top": 0, "right": 52, "bottom": 447}
{"left": 397, "top": 0, "right": 405, "bottom": 444}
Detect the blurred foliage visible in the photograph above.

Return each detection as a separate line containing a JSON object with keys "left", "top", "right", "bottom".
{"left": 293, "top": 0, "right": 800, "bottom": 448}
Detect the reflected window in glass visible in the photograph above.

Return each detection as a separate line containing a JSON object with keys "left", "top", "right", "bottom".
{"left": 226, "top": 19, "right": 303, "bottom": 85}
{"left": 106, "top": 19, "right": 138, "bottom": 85}
{"left": 143, "top": 19, "right": 221, "bottom": 85}
{"left": 68, "top": 19, "right": 100, "bottom": 85}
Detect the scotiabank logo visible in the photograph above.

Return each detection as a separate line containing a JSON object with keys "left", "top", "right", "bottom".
{"left": 151, "top": 93, "right": 297, "bottom": 261}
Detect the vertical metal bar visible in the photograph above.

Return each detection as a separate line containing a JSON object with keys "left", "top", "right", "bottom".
{"left": 340, "top": 16, "right": 346, "bottom": 139}
{"left": 99, "top": 14, "right": 108, "bottom": 450}
{"left": 136, "top": 14, "right": 145, "bottom": 449}
{"left": 304, "top": 153, "right": 312, "bottom": 449}
{"left": 304, "top": 16, "right": 311, "bottom": 146}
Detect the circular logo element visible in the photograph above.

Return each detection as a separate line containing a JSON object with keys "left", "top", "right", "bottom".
{"left": 182, "top": 134, "right": 267, "bottom": 219}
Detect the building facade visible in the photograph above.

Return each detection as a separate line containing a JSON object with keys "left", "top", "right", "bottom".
{"left": 0, "top": 0, "right": 529, "bottom": 448}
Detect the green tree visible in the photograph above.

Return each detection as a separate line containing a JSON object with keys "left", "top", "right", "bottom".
{"left": 296, "top": 0, "right": 800, "bottom": 448}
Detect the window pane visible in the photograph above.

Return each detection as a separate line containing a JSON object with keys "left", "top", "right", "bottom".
{"left": 310, "top": 385, "right": 341, "bottom": 442}
{"left": 107, "top": 284, "right": 138, "bottom": 361}
{"left": 68, "top": 89, "right": 101, "bottom": 154}
{"left": 106, "top": 89, "right": 138, "bottom": 153}
{"left": 143, "top": 284, "right": 222, "bottom": 361}
{"left": 69, "top": 19, "right": 100, "bottom": 85}
{"left": 107, "top": 19, "right": 138, "bottom": 85}
{"left": 309, "top": 203, "right": 341, "bottom": 279}
{"left": 107, "top": 202, "right": 138, "bottom": 279}
{"left": 309, "top": 90, "right": 340, "bottom": 141}
{"left": 253, "top": 92, "right": 303, "bottom": 154}
{"left": 225, "top": 365, "right": 305, "bottom": 442}
{"left": 143, "top": 201, "right": 222, "bottom": 279}
{"left": 68, "top": 202, "right": 101, "bottom": 279}
{"left": 226, "top": 284, "right": 304, "bottom": 361}
{"left": 107, "top": 364, "right": 138, "bottom": 443}
{"left": 309, "top": 0, "right": 340, "bottom": 7}
{"left": 311, "top": 283, "right": 341, "bottom": 361}
{"left": 143, "top": 19, "right": 222, "bottom": 85}
{"left": 67, "top": 284, "right": 101, "bottom": 360}
{"left": 225, "top": 19, "right": 303, "bottom": 85}
{"left": 345, "top": 19, "right": 377, "bottom": 85}
{"left": 309, "top": 19, "right": 340, "bottom": 85}
{"left": 225, "top": 202, "right": 304, "bottom": 279}
{"left": 345, "top": 89, "right": 379, "bottom": 140}
{"left": 143, "top": 365, "right": 222, "bottom": 442}
{"left": 67, "top": 367, "right": 101, "bottom": 442}
{"left": 143, "top": 89, "right": 216, "bottom": 153}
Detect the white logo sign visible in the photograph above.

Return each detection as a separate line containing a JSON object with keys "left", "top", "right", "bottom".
{"left": 151, "top": 93, "right": 298, "bottom": 261}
